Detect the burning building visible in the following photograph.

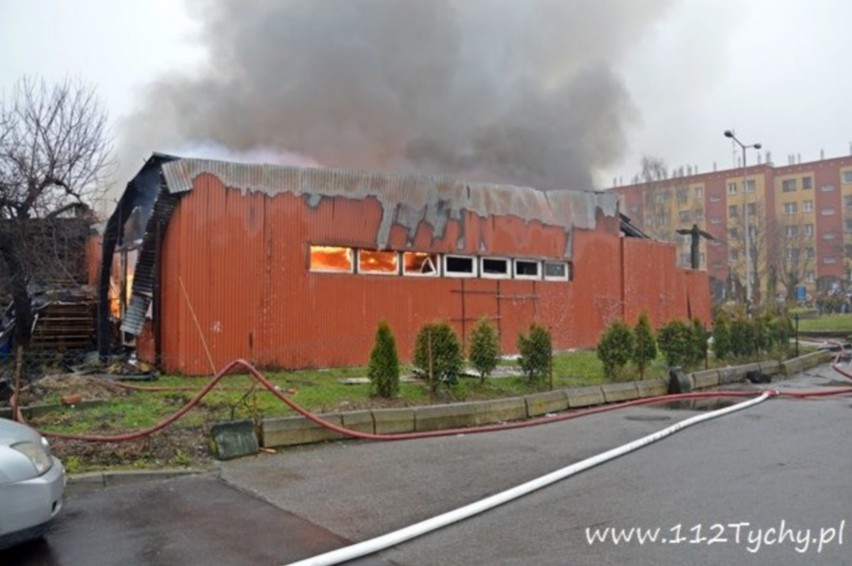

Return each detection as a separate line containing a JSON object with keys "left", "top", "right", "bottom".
{"left": 98, "top": 154, "right": 710, "bottom": 375}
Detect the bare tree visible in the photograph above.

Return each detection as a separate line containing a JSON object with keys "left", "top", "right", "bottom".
{"left": 724, "top": 201, "right": 770, "bottom": 305}
{"left": 770, "top": 213, "right": 816, "bottom": 300}
{"left": 0, "top": 77, "right": 112, "bottom": 347}
{"left": 635, "top": 156, "right": 675, "bottom": 241}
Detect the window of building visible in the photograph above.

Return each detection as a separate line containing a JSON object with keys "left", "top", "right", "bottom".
{"left": 748, "top": 225, "right": 757, "bottom": 239}
{"left": 358, "top": 249, "right": 399, "bottom": 275}
{"left": 403, "top": 251, "right": 440, "bottom": 276}
{"left": 729, "top": 250, "right": 739, "bottom": 261}
{"left": 747, "top": 202, "right": 757, "bottom": 215}
{"left": 823, "top": 256, "right": 837, "bottom": 264}
{"left": 787, "top": 249, "right": 800, "bottom": 261}
{"left": 514, "top": 259, "right": 541, "bottom": 280}
{"left": 679, "top": 210, "right": 691, "bottom": 222}
{"left": 785, "top": 225, "right": 798, "bottom": 238}
{"left": 805, "top": 223, "right": 814, "bottom": 236}
{"left": 728, "top": 205, "right": 738, "bottom": 217}
{"left": 802, "top": 176, "right": 812, "bottom": 189}
{"left": 806, "top": 247, "right": 815, "bottom": 259}
{"left": 745, "top": 180, "right": 756, "bottom": 193}
{"left": 444, "top": 255, "right": 477, "bottom": 278}
{"left": 543, "top": 261, "right": 571, "bottom": 281}
{"left": 821, "top": 207, "right": 836, "bottom": 216}
{"left": 727, "top": 182, "right": 737, "bottom": 195}
{"left": 803, "top": 200, "right": 813, "bottom": 213}
{"left": 709, "top": 195, "right": 721, "bottom": 202}
{"left": 728, "top": 228, "right": 739, "bottom": 239}
{"left": 679, "top": 253, "right": 690, "bottom": 267}
{"left": 710, "top": 216, "right": 722, "bottom": 224}
{"left": 784, "top": 202, "right": 798, "bottom": 214}
{"left": 823, "top": 231, "right": 837, "bottom": 240}
{"left": 712, "top": 260, "right": 723, "bottom": 269}
{"left": 845, "top": 219, "right": 852, "bottom": 233}
{"left": 677, "top": 188, "right": 689, "bottom": 203}
{"left": 700, "top": 252, "right": 705, "bottom": 265}
{"left": 843, "top": 171, "right": 852, "bottom": 183}
{"left": 845, "top": 195, "right": 852, "bottom": 208}
{"left": 480, "top": 257, "right": 510, "bottom": 279}
{"left": 805, "top": 271, "right": 815, "bottom": 283}
{"left": 694, "top": 186, "right": 704, "bottom": 199}
{"left": 309, "top": 245, "right": 354, "bottom": 273}
{"left": 821, "top": 184, "right": 835, "bottom": 192}
{"left": 782, "top": 179, "right": 797, "bottom": 192}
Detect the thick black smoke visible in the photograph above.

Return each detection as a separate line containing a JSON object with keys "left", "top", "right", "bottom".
{"left": 122, "top": 0, "right": 675, "bottom": 190}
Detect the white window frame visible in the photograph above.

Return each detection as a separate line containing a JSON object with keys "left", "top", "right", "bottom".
{"left": 513, "top": 259, "right": 541, "bottom": 280}
{"left": 543, "top": 261, "right": 570, "bottom": 281}
{"left": 402, "top": 251, "right": 440, "bottom": 277}
{"left": 727, "top": 182, "right": 737, "bottom": 195}
{"left": 821, "top": 207, "right": 836, "bottom": 216}
{"left": 803, "top": 200, "right": 813, "bottom": 213}
{"left": 309, "top": 245, "right": 355, "bottom": 274}
{"left": 479, "top": 257, "right": 511, "bottom": 279}
{"left": 357, "top": 249, "right": 400, "bottom": 276}
{"left": 443, "top": 254, "right": 477, "bottom": 278}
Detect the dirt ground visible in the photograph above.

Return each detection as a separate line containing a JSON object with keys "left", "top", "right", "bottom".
{"left": 10, "top": 373, "right": 215, "bottom": 472}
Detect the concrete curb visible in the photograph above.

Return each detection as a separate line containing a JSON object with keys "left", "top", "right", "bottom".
{"left": 256, "top": 351, "right": 834, "bottom": 448}
{"left": 66, "top": 468, "right": 207, "bottom": 496}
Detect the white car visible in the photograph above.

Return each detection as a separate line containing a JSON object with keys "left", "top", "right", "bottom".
{"left": 0, "top": 417, "right": 65, "bottom": 550}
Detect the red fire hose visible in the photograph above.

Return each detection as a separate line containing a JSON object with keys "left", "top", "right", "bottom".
{"left": 13, "top": 347, "right": 850, "bottom": 443}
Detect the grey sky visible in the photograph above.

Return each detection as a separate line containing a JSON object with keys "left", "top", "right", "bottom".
{"left": 2, "top": 0, "right": 850, "bottom": 192}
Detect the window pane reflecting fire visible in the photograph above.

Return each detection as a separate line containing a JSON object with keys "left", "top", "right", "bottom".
{"left": 359, "top": 250, "right": 399, "bottom": 274}
{"left": 403, "top": 252, "right": 439, "bottom": 276}
{"left": 310, "top": 246, "right": 353, "bottom": 272}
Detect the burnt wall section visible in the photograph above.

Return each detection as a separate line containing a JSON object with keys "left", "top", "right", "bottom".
{"left": 160, "top": 159, "right": 618, "bottom": 259}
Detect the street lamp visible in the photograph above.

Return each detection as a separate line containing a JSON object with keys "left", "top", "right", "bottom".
{"left": 724, "top": 129, "right": 761, "bottom": 308}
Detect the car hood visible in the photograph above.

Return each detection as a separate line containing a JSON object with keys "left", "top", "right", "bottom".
{"left": 0, "top": 417, "right": 42, "bottom": 447}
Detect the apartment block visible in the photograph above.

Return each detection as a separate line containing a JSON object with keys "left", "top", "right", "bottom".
{"left": 612, "top": 154, "right": 852, "bottom": 303}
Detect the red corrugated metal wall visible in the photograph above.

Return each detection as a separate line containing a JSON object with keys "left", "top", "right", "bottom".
{"left": 152, "top": 174, "right": 709, "bottom": 374}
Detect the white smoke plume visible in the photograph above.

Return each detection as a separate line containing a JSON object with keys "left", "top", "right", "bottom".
{"left": 121, "top": 0, "right": 677, "bottom": 190}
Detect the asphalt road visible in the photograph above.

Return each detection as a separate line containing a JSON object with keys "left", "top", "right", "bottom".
{"left": 0, "top": 475, "right": 390, "bottom": 566}
{"left": 4, "top": 364, "right": 851, "bottom": 565}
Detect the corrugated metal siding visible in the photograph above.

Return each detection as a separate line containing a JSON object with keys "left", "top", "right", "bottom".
{"left": 160, "top": 159, "right": 618, "bottom": 259}
{"left": 150, "top": 165, "right": 709, "bottom": 375}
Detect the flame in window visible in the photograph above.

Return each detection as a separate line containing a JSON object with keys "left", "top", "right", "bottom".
{"left": 403, "top": 252, "right": 438, "bottom": 275}
{"left": 359, "top": 250, "right": 398, "bottom": 274}
{"left": 310, "top": 246, "right": 353, "bottom": 272}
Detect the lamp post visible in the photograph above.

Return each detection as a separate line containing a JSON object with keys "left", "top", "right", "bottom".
{"left": 724, "top": 129, "right": 761, "bottom": 309}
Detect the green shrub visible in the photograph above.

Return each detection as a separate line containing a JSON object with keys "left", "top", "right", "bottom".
{"left": 414, "top": 321, "right": 463, "bottom": 394}
{"left": 517, "top": 323, "right": 552, "bottom": 384}
{"left": 597, "top": 319, "right": 636, "bottom": 379}
{"left": 367, "top": 321, "right": 400, "bottom": 398}
{"left": 769, "top": 315, "right": 794, "bottom": 358}
{"left": 468, "top": 318, "right": 501, "bottom": 384}
{"left": 729, "top": 316, "right": 756, "bottom": 358}
{"left": 690, "top": 317, "right": 708, "bottom": 367}
{"left": 712, "top": 314, "right": 731, "bottom": 360}
{"left": 657, "top": 319, "right": 695, "bottom": 368}
{"left": 632, "top": 313, "right": 656, "bottom": 380}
